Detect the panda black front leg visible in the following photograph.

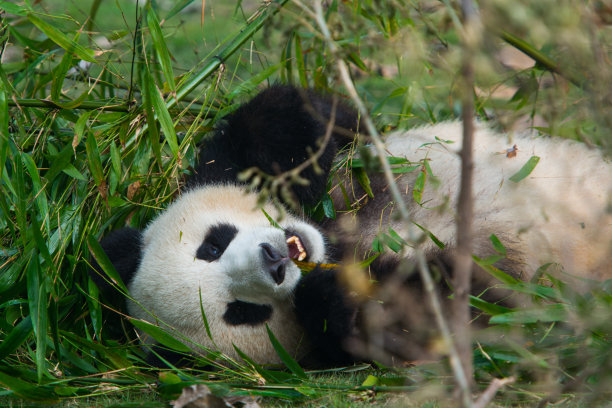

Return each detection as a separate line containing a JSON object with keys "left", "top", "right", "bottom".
{"left": 294, "top": 267, "right": 360, "bottom": 367}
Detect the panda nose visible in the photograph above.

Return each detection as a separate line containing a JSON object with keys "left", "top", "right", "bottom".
{"left": 260, "top": 243, "right": 287, "bottom": 285}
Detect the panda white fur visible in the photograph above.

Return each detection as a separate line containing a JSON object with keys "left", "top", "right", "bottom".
{"left": 93, "top": 85, "right": 612, "bottom": 367}
{"left": 330, "top": 121, "right": 612, "bottom": 281}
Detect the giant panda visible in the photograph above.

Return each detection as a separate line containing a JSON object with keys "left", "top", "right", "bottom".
{"left": 93, "top": 85, "right": 612, "bottom": 368}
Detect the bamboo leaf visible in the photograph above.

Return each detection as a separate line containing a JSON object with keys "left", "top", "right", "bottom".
{"left": 198, "top": 288, "right": 216, "bottom": 344}
{"left": 148, "top": 76, "right": 179, "bottom": 158}
{"left": 73, "top": 110, "right": 93, "bottom": 151}
{"left": 129, "top": 318, "right": 192, "bottom": 353}
{"left": 266, "top": 325, "right": 307, "bottom": 380}
{"left": 413, "top": 167, "right": 426, "bottom": 203}
{"left": 147, "top": 6, "right": 176, "bottom": 92}
{"left": 85, "top": 132, "right": 104, "bottom": 186}
{"left": 0, "top": 371, "right": 57, "bottom": 402}
{"left": 26, "top": 13, "right": 96, "bottom": 63}
{"left": 489, "top": 304, "right": 567, "bottom": 324}
{"left": 165, "top": 0, "right": 196, "bottom": 21}
{"left": 0, "top": 1, "right": 29, "bottom": 15}
{"left": 0, "top": 87, "right": 8, "bottom": 182}
{"left": 50, "top": 34, "right": 77, "bottom": 101}
{"left": 321, "top": 193, "right": 336, "bottom": 219}
{"left": 20, "top": 152, "right": 49, "bottom": 229}
{"left": 62, "top": 164, "right": 87, "bottom": 181}
{"left": 470, "top": 296, "right": 512, "bottom": 316}
{"left": 295, "top": 35, "right": 308, "bottom": 88}
{"left": 473, "top": 255, "right": 520, "bottom": 285}
{"left": 509, "top": 156, "right": 540, "bottom": 183}
{"left": 228, "top": 63, "right": 281, "bottom": 100}
{"left": 26, "top": 253, "right": 48, "bottom": 382}
{"left": 87, "top": 234, "right": 128, "bottom": 293}
{"left": 142, "top": 71, "right": 162, "bottom": 168}
{"left": 0, "top": 316, "right": 33, "bottom": 361}
{"left": 490, "top": 234, "right": 507, "bottom": 256}
{"left": 354, "top": 167, "right": 373, "bottom": 198}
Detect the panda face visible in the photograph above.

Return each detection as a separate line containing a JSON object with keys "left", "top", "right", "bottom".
{"left": 127, "top": 184, "right": 326, "bottom": 363}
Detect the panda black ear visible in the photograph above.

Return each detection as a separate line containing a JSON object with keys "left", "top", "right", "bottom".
{"left": 90, "top": 227, "right": 143, "bottom": 299}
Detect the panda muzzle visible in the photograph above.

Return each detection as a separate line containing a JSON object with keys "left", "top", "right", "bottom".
{"left": 260, "top": 243, "right": 288, "bottom": 285}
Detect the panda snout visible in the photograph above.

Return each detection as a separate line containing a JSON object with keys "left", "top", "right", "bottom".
{"left": 260, "top": 243, "right": 288, "bottom": 285}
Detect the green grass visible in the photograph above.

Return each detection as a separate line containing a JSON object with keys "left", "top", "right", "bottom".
{"left": 1, "top": 0, "right": 612, "bottom": 406}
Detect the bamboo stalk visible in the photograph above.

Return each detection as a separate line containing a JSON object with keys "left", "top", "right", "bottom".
{"left": 162, "top": 0, "right": 290, "bottom": 112}
{"left": 453, "top": 1, "right": 478, "bottom": 406}
{"left": 8, "top": 99, "right": 131, "bottom": 112}
{"left": 7, "top": 99, "right": 212, "bottom": 116}
{"left": 135, "top": 0, "right": 289, "bottom": 137}
{"left": 501, "top": 31, "right": 582, "bottom": 87}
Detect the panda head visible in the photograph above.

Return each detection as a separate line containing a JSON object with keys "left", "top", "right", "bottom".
{"left": 127, "top": 183, "right": 326, "bottom": 363}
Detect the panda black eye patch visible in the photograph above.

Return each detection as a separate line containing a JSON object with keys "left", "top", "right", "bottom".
{"left": 196, "top": 223, "right": 238, "bottom": 262}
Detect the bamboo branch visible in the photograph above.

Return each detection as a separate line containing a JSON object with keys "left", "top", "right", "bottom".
{"left": 8, "top": 99, "right": 131, "bottom": 112}
{"left": 453, "top": 1, "right": 479, "bottom": 406}
{"left": 7, "top": 98, "right": 212, "bottom": 116}
{"left": 474, "top": 377, "right": 515, "bottom": 408}
{"left": 500, "top": 31, "right": 582, "bottom": 87}
{"left": 162, "top": 0, "right": 289, "bottom": 113}
{"left": 135, "top": 0, "right": 289, "bottom": 137}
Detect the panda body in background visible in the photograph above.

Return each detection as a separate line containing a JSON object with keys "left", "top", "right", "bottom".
{"left": 330, "top": 121, "right": 612, "bottom": 281}
{"left": 94, "top": 85, "right": 612, "bottom": 367}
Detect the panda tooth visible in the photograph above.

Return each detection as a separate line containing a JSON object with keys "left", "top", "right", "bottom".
{"left": 287, "top": 235, "right": 308, "bottom": 261}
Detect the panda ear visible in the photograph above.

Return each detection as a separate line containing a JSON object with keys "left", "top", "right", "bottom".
{"left": 90, "top": 227, "right": 143, "bottom": 298}
{"left": 190, "top": 85, "right": 361, "bottom": 206}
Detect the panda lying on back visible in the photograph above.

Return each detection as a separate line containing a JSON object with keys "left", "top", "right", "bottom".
{"left": 94, "top": 85, "right": 612, "bottom": 367}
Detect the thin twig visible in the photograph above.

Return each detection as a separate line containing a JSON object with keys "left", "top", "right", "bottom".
{"left": 474, "top": 377, "right": 515, "bottom": 408}
{"left": 242, "top": 93, "right": 339, "bottom": 210}
{"left": 127, "top": 0, "right": 141, "bottom": 104}
{"left": 308, "top": 0, "right": 411, "bottom": 226}
{"left": 452, "top": 0, "right": 480, "bottom": 406}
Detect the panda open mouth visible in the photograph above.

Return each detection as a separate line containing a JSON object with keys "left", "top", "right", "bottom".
{"left": 285, "top": 232, "right": 308, "bottom": 261}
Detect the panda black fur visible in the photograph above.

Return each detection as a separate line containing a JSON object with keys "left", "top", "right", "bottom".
{"left": 94, "top": 85, "right": 612, "bottom": 367}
